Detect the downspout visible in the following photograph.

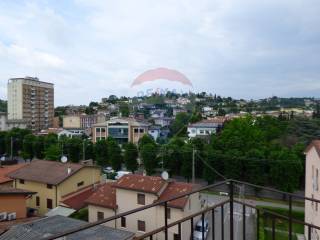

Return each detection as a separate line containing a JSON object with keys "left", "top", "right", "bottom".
{"left": 55, "top": 185, "right": 58, "bottom": 207}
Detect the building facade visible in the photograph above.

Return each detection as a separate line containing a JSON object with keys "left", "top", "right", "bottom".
{"left": 187, "top": 118, "right": 226, "bottom": 138}
{"left": 7, "top": 77, "right": 54, "bottom": 132}
{"left": 92, "top": 117, "right": 149, "bottom": 144}
{"left": 86, "top": 175, "right": 202, "bottom": 240}
{"left": 0, "top": 112, "right": 8, "bottom": 131}
{"left": 8, "top": 160, "right": 100, "bottom": 215}
{"left": 305, "top": 140, "right": 320, "bottom": 240}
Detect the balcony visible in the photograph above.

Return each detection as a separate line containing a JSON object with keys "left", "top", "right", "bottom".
{"left": 44, "top": 179, "right": 320, "bottom": 240}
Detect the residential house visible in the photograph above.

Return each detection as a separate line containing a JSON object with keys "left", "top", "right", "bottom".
{"left": 0, "top": 188, "right": 36, "bottom": 219}
{"left": 172, "top": 108, "right": 187, "bottom": 117}
{"left": 187, "top": 118, "right": 226, "bottom": 138}
{"left": 7, "top": 160, "right": 100, "bottom": 215}
{"left": 148, "top": 126, "right": 161, "bottom": 141}
{"left": 0, "top": 164, "right": 26, "bottom": 188}
{"left": 305, "top": 140, "right": 320, "bottom": 240}
{"left": 86, "top": 174, "right": 202, "bottom": 240}
{"left": 92, "top": 117, "right": 149, "bottom": 144}
{"left": 0, "top": 215, "right": 134, "bottom": 240}
{"left": 154, "top": 117, "right": 172, "bottom": 128}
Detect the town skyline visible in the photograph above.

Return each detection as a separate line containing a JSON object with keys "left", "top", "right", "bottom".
{"left": 1, "top": 0, "right": 320, "bottom": 105}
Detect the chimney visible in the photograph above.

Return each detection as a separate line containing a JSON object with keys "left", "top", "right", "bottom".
{"left": 67, "top": 167, "right": 72, "bottom": 175}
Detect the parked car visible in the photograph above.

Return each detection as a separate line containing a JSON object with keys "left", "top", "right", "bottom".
{"left": 193, "top": 219, "right": 209, "bottom": 240}
{"left": 115, "top": 171, "right": 131, "bottom": 180}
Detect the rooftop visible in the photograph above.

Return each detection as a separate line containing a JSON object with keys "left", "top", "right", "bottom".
{"left": 61, "top": 185, "right": 97, "bottom": 210}
{"left": 0, "top": 164, "right": 26, "bottom": 185}
{"left": 85, "top": 182, "right": 117, "bottom": 209}
{"left": 305, "top": 140, "right": 320, "bottom": 156}
{"left": 0, "top": 215, "right": 133, "bottom": 240}
{"left": 188, "top": 118, "right": 226, "bottom": 128}
{"left": 7, "top": 160, "right": 91, "bottom": 185}
{"left": 116, "top": 174, "right": 167, "bottom": 195}
{"left": 93, "top": 117, "right": 150, "bottom": 127}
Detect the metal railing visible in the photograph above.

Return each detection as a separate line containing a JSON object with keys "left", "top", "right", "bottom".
{"left": 44, "top": 179, "right": 320, "bottom": 240}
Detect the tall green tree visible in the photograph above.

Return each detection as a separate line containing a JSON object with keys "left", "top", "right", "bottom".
{"left": 140, "top": 143, "right": 158, "bottom": 175}
{"left": 123, "top": 142, "right": 138, "bottom": 172}
{"left": 45, "top": 144, "right": 61, "bottom": 161}
{"left": 65, "top": 138, "right": 82, "bottom": 163}
{"left": 21, "top": 134, "right": 35, "bottom": 160}
{"left": 33, "top": 136, "right": 45, "bottom": 159}
{"left": 94, "top": 140, "right": 108, "bottom": 166}
{"left": 107, "top": 137, "right": 122, "bottom": 170}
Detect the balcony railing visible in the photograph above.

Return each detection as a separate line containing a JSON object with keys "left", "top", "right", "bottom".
{"left": 44, "top": 179, "right": 320, "bottom": 240}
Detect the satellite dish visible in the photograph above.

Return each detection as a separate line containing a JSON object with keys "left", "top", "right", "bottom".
{"left": 161, "top": 171, "right": 169, "bottom": 180}
{"left": 0, "top": 156, "right": 5, "bottom": 161}
{"left": 61, "top": 155, "right": 68, "bottom": 163}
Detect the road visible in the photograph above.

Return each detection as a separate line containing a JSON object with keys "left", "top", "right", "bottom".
{"left": 201, "top": 194, "right": 257, "bottom": 240}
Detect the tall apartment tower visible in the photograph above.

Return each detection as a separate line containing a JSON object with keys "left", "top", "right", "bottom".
{"left": 7, "top": 77, "right": 54, "bottom": 132}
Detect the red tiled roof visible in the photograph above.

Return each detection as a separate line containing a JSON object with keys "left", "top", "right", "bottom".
{"left": 115, "top": 174, "right": 166, "bottom": 194}
{"left": 157, "top": 182, "right": 196, "bottom": 209}
{"left": 305, "top": 140, "right": 320, "bottom": 156}
{"left": 0, "top": 164, "right": 26, "bottom": 184}
{"left": 7, "top": 160, "right": 86, "bottom": 185}
{"left": 85, "top": 183, "right": 117, "bottom": 210}
{"left": 61, "top": 185, "right": 96, "bottom": 210}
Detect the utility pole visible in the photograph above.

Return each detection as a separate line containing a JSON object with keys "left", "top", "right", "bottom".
{"left": 192, "top": 147, "right": 195, "bottom": 184}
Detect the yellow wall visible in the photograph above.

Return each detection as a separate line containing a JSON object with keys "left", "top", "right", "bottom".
{"left": 63, "top": 115, "right": 81, "bottom": 129}
{"left": 14, "top": 166, "right": 101, "bottom": 216}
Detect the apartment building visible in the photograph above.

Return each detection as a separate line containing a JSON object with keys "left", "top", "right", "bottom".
{"left": 63, "top": 114, "right": 105, "bottom": 130}
{"left": 92, "top": 117, "right": 149, "bottom": 144}
{"left": 7, "top": 77, "right": 54, "bottom": 132}
{"left": 7, "top": 160, "right": 100, "bottom": 215}
{"left": 0, "top": 112, "right": 8, "bottom": 131}
{"left": 86, "top": 174, "right": 202, "bottom": 240}
{"left": 305, "top": 140, "right": 320, "bottom": 240}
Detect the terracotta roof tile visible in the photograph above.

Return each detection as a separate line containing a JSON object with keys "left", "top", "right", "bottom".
{"left": 157, "top": 182, "right": 196, "bottom": 209}
{"left": 0, "top": 164, "right": 26, "bottom": 184}
{"left": 115, "top": 174, "right": 166, "bottom": 194}
{"left": 85, "top": 183, "right": 117, "bottom": 209}
{"left": 7, "top": 160, "right": 85, "bottom": 185}
{"left": 61, "top": 185, "right": 96, "bottom": 210}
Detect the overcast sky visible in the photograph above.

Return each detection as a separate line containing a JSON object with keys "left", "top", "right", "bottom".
{"left": 0, "top": 0, "right": 319, "bottom": 105}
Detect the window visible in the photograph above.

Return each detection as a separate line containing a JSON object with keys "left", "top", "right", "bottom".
{"left": 137, "top": 220, "right": 146, "bottom": 232}
{"left": 134, "top": 128, "right": 139, "bottom": 133}
{"left": 199, "top": 130, "right": 204, "bottom": 134}
{"left": 166, "top": 208, "right": 171, "bottom": 219}
{"left": 137, "top": 193, "right": 145, "bottom": 205}
{"left": 173, "top": 234, "right": 180, "bottom": 240}
{"left": 36, "top": 196, "right": 40, "bottom": 207}
{"left": 97, "top": 211, "right": 104, "bottom": 221}
{"left": 47, "top": 184, "right": 53, "bottom": 189}
{"left": 101, "top": 128, "right": 106, "bottom": 133}
{"left": 139, "top": 128, "right": 144, "bottom": 133}
{"left": 77, "top": 181, "right": 84, "bottom": 187}
{"left": 121, "top": 217, "right": 126, "bottom": 228}
{"left": 19, "top": 179, "right": 25, "bottom": 184}
{"left": 47, "top": 199, "right": 53, "bottom": 209}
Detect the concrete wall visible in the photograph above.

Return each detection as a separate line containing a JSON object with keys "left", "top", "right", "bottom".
{"left": 88, "top": 204, "right": 116, "bottom": 228}
{"left": 305, "top": 146, "right": 320, "bottom": 240}
{"left": 0, "top": 195, "right": 28, "bottom": 219}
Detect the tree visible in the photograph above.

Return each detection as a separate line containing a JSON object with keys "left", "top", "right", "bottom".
{"left": 138, "top": 134, "right": 156, "bottom": 150}
{"left": 141, "top": 143, "right": 158, "bottom": 175}
{"left": 21, "top": 134, "right": 35, "bottom": 160}
{"left": 119, "top": 102, "right": 130, "bottom": 117}
{"left": 107, "top": 137, "right": 122, "bottom": 171}
{"left": 33, "top": 136, "right": 45, "bottom": 159}
{"left": 65, "top": 138, "right": 82, "bottom": 163}
{"left": 94, "top": 140, "right": 108, "bottom": 166}
{"left": 45, "top": 144, "right": 60, "bottom": 161}
{"left": 180, "top": 143, "right": 193, "bottom": 180}
{"left": 123, "top": 142, "right": 138, "bottom": 172}
{"left": 0, "top": 132, "right": 6, "bottom": 155}
{"left": 170, "top": 112, "right": 190, "bottom": 136}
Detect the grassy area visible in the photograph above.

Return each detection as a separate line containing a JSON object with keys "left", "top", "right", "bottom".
{"left": 258, "top": 206, "right": 304, "bottom": 240}
{"left": 202, "top": 190, "right": 305, "bottom": 207}
{"left": 70, "top": 208, "right": 88, "bottom": 221}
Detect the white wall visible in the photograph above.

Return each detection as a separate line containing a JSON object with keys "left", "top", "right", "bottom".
{"left": 305, "top": 146, "right": 320, "bottom": 240}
